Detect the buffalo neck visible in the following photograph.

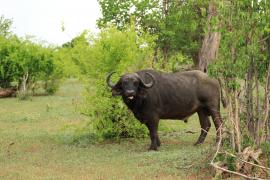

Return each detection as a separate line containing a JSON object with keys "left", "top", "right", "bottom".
{"left": 122, "top": 96, "right": 145, "bottom": 112}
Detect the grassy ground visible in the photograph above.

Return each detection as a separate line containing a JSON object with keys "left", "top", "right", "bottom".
{"left": 0, "top": 79, "right": 216, "bottom": 179}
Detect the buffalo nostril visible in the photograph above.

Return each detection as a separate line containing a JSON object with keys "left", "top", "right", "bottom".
{"left": 125, "top": 90, "right": 135, "bottom": 97}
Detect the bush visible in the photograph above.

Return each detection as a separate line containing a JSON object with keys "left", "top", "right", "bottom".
{"left": 153, "top": 52, "right": 193, "bottom": 72}
{"left": 82, "top": 25, "right": 155, "bottom": 139}
{"left": 93, "top": 97, "right": 148, "bottom": 139}
{"left": 261, "top": 141, "right": 270, "bottom": 166}
{"left": 17, "top": 91, "right": 32, "bottom": 100}
{"left": 56, "top": 123, "right": 101, "bottom": 147}
{"left": 261, "top": 141, "right": 270, "bottom": 156}
{"left": 44, "top": 79, "right": 61, "bottom": 95}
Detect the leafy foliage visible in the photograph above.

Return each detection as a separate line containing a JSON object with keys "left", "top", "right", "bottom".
{"left": 0, "top": 16, "right": 63, "bottom": 95}
{"left": 261, "top": 141, "right": 270, "bottom": 166}
{"left": 0, "top": 36, "right": 62, "bottom": 92}
{"left": 97, "top": 0, "right": 209, "bottom": 64}
{"left": 82, "top": 25, "right": 155, "bottom": 139}
{"left": 54, "top": 31, "right": 93, "bottom": 78}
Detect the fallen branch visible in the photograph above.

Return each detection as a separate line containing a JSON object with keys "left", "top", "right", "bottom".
{"left": 221, "top": 151, "right": 270, "bottom": 175}
{"left": 211, "top": 163, "right": 265, "bottom": 180}
{"left": 0, "top": 88, "right": 17, "bottom": 98}
{"left": 185, "top": 130, "right": 197, "bottom": 134}
{"left": 209, "top": 123, "right": 267, "bottom": 180}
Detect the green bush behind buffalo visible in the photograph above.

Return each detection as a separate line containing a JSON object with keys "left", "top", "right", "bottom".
{"left": 82, "top": 25, "right": 156, "bottom": 139}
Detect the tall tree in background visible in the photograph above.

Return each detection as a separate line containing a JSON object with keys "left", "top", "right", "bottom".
{"left": 197, "top": 1, "right": 221, "bottom": 72}
{"left": 97, "top": 0, "right": 219, "bottom": 71}
{"left": 97, "top": 0, "right": 161, "bottom": 32}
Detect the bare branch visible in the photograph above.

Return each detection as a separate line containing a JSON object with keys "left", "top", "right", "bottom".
{"left": 221, "top": 151, "right": 270, "bottom": 172}
{"left": 210, "top": 123, "right": 268, "bottom": 180}
{"left": 210, "top": 163, "right": 266, "bottom": 180}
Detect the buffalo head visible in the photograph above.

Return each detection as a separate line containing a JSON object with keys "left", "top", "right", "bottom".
{"left": 106, "top": 72, "right": 155, "bottom": 100}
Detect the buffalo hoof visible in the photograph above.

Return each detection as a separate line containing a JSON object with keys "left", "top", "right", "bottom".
{"left": 148, "top": 146, "right": 158, "bottom": 151}
{"left": 157, "top": 140, "right": 161, "bottom": 147}
{"left": 194, "top": 141, "right": 203, "bottom": 146}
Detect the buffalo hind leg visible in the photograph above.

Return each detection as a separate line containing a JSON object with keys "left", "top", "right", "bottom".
{"left": 145, "top": 119, "right": 160, "bottom": 150}
{"left": 194, "top": 109, "right": 211, "bottom": 145}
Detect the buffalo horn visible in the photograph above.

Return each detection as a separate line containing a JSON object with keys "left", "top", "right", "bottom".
{"left": 106, "top": 72, "right": 116, "bottom": 88}
{"left": 137, "top": 72, "right": 155, "bottom": 88}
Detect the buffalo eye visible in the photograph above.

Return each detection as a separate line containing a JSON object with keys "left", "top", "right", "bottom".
{"left": 122, "top": 80, "right": 129, "bottom": 87}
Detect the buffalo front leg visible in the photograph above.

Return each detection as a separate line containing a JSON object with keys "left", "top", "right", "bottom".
{"left": 145, "top": 119, "right": 160, "bottom": 150}
{"left": 194, "top": 109, "right": 211, "bottom": 145}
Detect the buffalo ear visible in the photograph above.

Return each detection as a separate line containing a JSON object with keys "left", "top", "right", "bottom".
{"left": 111, "top": 80, "right": 122, "bottom": 96}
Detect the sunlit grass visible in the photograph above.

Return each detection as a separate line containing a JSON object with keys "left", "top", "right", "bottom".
{"left": 0, "top": 79, "right": 214, "bottom": 179}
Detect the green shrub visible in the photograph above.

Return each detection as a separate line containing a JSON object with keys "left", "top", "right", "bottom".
{"left": 44, "top": 79, "right": 61, "bottom": 95}
{"left": 84, "top": 79, "right": 149, "bottom": 139}
{"left": 56, "top": 123, "right": 101, "bottom": 147}
{"left": 82, "top": 25, "right": 155, "bottom": 139}
{"left": 261, "top": 141, "right": 270, "bottom": 156}
{"left": 93, "top": 98, "right": 148, "bottom": 139}
{"left": 153, "top": 52, "right": 193, "bottom": 72}
{"left": 242, "top": 134, "right": 255, "bottom": 149}
{"left": 17, "top": 91, "right": 32, "bottom": 100}
{"left": 261, "top": 141, "right": 270, "bottom": 166}
{"left": 215, "top": 151, "right": 236, "bottom": 171}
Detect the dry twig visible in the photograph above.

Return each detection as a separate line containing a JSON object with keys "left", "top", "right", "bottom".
{"left": 221, "top": 151, "right": 270, "bottom": 176}
{"left": 209, "top": 124, "right": 267, "bottom": 180}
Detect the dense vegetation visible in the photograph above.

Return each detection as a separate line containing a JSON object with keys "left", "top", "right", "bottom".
{"left": 0, "top": 16, "right": 63, "bottom": 96}
{"left": 1, "top": 0, "right": 270, "bottom": 179}
{"left": 97, "top": 0, "right": 270, "bottom": 147}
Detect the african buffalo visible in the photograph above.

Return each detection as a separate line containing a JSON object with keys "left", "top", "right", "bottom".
{"left": 106, "top": 69, "right": 222, "bottom": 150}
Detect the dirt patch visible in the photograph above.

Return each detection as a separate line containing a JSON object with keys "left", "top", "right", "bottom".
{"left": 24, "top": 144, "right": 41, "bottom": 153}
{"left": 0, "top": 171, "right": 8, "bottom": 178}
{"left": 162, "top": 140, "right": 183, "bottom": 145}
{"left": 185, "top": 174, "right": 212, "bottom": 180}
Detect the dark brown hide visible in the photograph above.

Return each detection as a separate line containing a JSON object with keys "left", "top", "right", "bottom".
{"left": 107, "top": 70, "right": 222, "bottom": 150}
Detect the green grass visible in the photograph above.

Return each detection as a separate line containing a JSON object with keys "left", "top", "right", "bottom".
{"left": 0, "top": 79, "right": 215, "bottom": 179}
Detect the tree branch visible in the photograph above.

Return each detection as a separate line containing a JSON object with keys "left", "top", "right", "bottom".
{"left": 209, "top": 123, "right": 267, "bottom": 180}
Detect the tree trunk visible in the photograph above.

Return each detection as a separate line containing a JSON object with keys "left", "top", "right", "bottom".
{"left": 19, "top": 72, "right": 29, "bottom": 95}
{"left": 162, "top": 0, "right": 169, "bottom": 16}
{"left": 196, "top": 1, "right": 221, "bottom": 72}
{"left": 161, "top": 44, "right": 169, "bottom": 68}
{"left": 266, "top": 37, "right": 270, "bottom": 141}
{"left": 226, "top": 87, "right": 241, "bottom": 153}
{"left": 152, "top": 47, "right": 158, "bottom": 68}
{"left": 257, "top": 38, "right": 270, "bottom": 143}
{"left": 161, "top": 0, "right": 169, "bottom": 68}
{"left": 233, "top": 90, "right": 241, "bottom": 153}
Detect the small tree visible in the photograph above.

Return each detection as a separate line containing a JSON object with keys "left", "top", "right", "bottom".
{"left": 0, "top": 15, "right": 12, "bottom": 37}
{"left": 0, "top": 35, "right": 63, "bottom": 95}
